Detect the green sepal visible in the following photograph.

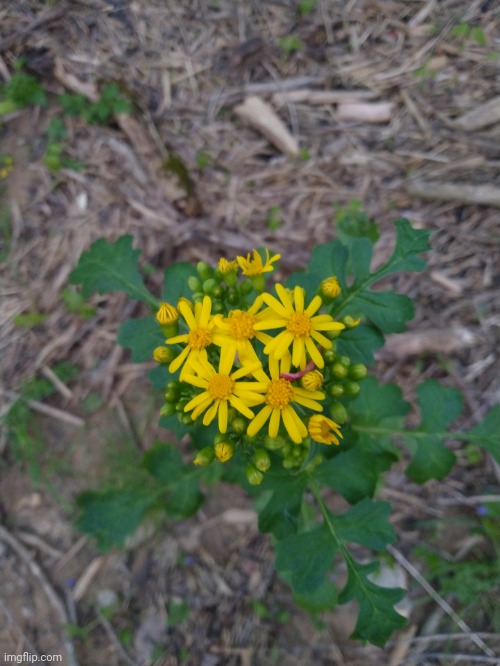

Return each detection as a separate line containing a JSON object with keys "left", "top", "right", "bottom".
{"left": 69, "top": 235, "right": 157, "bottom": 306}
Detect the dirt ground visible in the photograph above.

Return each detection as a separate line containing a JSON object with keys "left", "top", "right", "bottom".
{"left": 1, "top": 1, "right": 500, "bottom": 665}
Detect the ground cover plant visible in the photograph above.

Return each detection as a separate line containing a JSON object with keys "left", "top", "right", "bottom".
{"left": 69, "top": 216, "right": 499, "bottom": 647}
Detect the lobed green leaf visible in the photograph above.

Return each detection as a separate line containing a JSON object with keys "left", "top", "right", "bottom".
{"left": 338, "top": 559, "right": 407, "bottom": 646}
{"left": 464, "top": 405, "right": 500, "bottom": 463}
{"left": 117, "top": 317, "right": 164, "bottom": 362}
{"left": 330, "top": 499, "right": 396, "bottom": 551}
{"left": 69, "top": 235, "right": 157, "bottom": 306}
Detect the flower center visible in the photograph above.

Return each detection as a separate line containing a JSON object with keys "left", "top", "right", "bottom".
{"left": 187, "top": 327, "right": 212, "bottom": 350}
{"left": 208, "top": 373, "right": 234, "bottom": 400}
{"left": 265, "top": 378, "right": 294, "bottom": 409}
{"left": 286, "top": 312, "right": 312, "bottom": 337}
{"left": 229, "top": 311, "right": 256, "bottom": 340}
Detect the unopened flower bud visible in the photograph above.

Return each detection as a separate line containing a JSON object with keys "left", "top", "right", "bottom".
{"left": 245, "top": 464, "right": 264, "bottom": 486}
{"left": 153, "top": 346, "right": 175, "bottom": 364}
{"left": 193, "top": 447, "right": 215, "bottom": 467}
{"left": 320, "top": 276, "right": 341, "bottom": 299}
{"left": 301, "top": 370, "right": 324, "bottom": 391}
{"left": 253, "top": 449, "right": 271, "bottom": 473}
{"left": 215, "top": 441, "right": 235, "bottom": 463}
{"left": 341, "top": 315, "right": 362, "bottom": 329}
{"left": 156, "top": 302, "right": 179, "bottom": 326}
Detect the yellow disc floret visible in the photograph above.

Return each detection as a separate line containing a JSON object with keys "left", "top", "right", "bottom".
{"left": 229, "top": 310, "right": 257, "bottom": 341}
{"left": 208, "top": 374, "right": 235, "bottom": 400}
{"left": 286, "top": 311, "right": 313, "bottom": 337}
{"left": 265, "top": 378, "right": 294, "bottom": 409}
{"left": 187, "top": 327, "right": 213, "bottom": 350}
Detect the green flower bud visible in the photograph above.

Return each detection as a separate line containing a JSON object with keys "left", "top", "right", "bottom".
{"left": 331, "top": 363, "right": 348, "bottom": 380}
{"left": 348, "top": 363, "right": 367, "bottom": 381}
{"left": 202, "top": 278, "right": 217, "bottom": 295}
{"left": 227, "top": 287, "right": 239, "bottom": 305}
{"left": 164, "top": 387, "right": 180, "bottom": 403}
{"left": 197, "top": 261, "right": 212, "bottom": 281}
{"left": 231, "top": 416, "right": 247, "bottom": 435}
{"left": 191, "top": 291, "right": 203, "bottom": 303}
{"left": 337, "top": 355, "right": 351, "bottom": 367}
{"left": 327, "top": 383, "right": 344, "bottom": 398}
{"left": 188, "top": 276, "right": 202, "bottom": 293}
{"left": 212, "top": 300, "right": 224, "bottom": 314}
{"left": 160, "top": 403, "right": 176, "bottom": 417}
{"left": 193, "top": 447, "right": 215, "bottom": 467}
{"left": 253, "top": 449, "right": 271, "bottom": 473}
{"left": 343, "top": 381, "right": 360, "bottom": 397}
{"left": 282, "top": 457, "right": 298, "bottom": 469}
{"left": 323, "top": 349, "right": 336, "bottom": 363}
{"left": 246, "top": 464, "right": 264, "bottom": 486}
{"left": 264, "top": 435, "right": 286, "bottom": 450}
{"left": 212, "top": 285, "right": 223, "bottom": 298}
{"left": 176, "top": 398, "right": 190, "bottom": 413}
{"left": 240, "top": 280, "right": 254, "bottom": 296}
{"left": 179, "top": 412, "right": 193, "bottom": 425}
{"left": 329, "top": 402, "right": 348, "bottom": 424}
{"left": 341, "top": 315, "right": 362, "bottom": 329}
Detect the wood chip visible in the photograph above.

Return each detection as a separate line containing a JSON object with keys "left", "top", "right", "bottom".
{"left": 408, "top": 179, "right": 500, "bottom": 207}
{"left": 337, "top": 101, "right": 394, "bottom": 123}
{"left": 272, "top": 89, "right": 376, "bottom": 105}
{"left": 455, "top": 96, "right": 500, "bottom": 131}
{"left": 379, "top": 327, "right": 477, "bottom": 358}
{"left": 234, "top": 96, "right": 299, "bottom": 157}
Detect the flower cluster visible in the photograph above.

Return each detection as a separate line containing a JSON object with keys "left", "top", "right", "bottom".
{"left": 154, "top": 249, "right": 367, "bottom": 483}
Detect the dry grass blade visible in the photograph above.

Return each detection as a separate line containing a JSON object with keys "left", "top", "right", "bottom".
{"left": 0, "top": 524, "right": 79, "bottom": 666}
{"left": 387, "top": 545, "right": 498, "bottom": 659}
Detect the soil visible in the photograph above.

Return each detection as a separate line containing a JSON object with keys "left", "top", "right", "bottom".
{"left": 1, "top": 1, "right": 500, "bottom": 665}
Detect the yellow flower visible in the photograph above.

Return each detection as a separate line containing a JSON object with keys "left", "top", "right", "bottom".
{"left": 308, "top": 414, "right": 343, "bottom": 445}
{"left": 214, "top": 441, "right": 235, "bottom": 462}
{"left": 320, "top": 276, "right": 341, "bottom": 299}
{"left": 218, "top": 257, "right": 238, "bottom": 274}
{"left": 166, "top": 296, "right": 225, "bottom": 377}
{"left": 237, "top": 248, "right": 280, "bottom": 276}
{"left": 255, "top": 284, "right": 345, "bottom": 369}
{"left": 156, "top": 302, "right": 179, "bottom": 326}
{"left": 182, "top": 348, "right": 263, "bottom": 433}
{"left": 301, "top": 370, "right": 324, "bottom": 391}
{"left": 215, "top": 296, "right": 273, "bottom": 362}
{"left": 247, "top": 355, "right": 325, "bottom": 444}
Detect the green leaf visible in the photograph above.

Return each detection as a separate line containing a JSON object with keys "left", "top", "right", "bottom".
{"left": 162, "top": 262, "right": 198, "bottom": 302}
{"left": 76, "top": 488, "right": 156, "bottom": 551}
{"left": 350, "top": 376, "right": 410, "bottom": 428}
{"left": 142, "top": 442, "right": 203, "bottom": 519}
{"left": 335, "top": 200, "right": 380, "bottom": 244}
{"left": 331, "top": 499, "right": 396, "bottom": 551}
{"left": 405, "top": 381, "right": 460, "bottom": 483}
{"left": 258, "top": 475, "right": 307, "bottom": 538}
{"left": 374, "top": 218, "right": 431, "bottom": 280}
{"left": 335, "top": 325, "right": 384, "bottom": 365}
{"left": 347, "top": 290, "right": 414, "bottom": 334}
{"left": 69, "top": 235, "right": 157, "bottom": 306}
{"left": 117, "top": 317, "right": 164, "bottom": 362}
{"left": 294, "top": 579, "right": 338, "bottom": 612}
{"left": 275, "top": 524, "right": 337, "bottom": 596}
{"left": 313, "top": 445, "right": 398, "bottom": 504}
{"left": 466, "top": 405, "right": 500, "bottom": 462}
{"left": 338, "top": 559, "right": 407, "bottom": 646}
